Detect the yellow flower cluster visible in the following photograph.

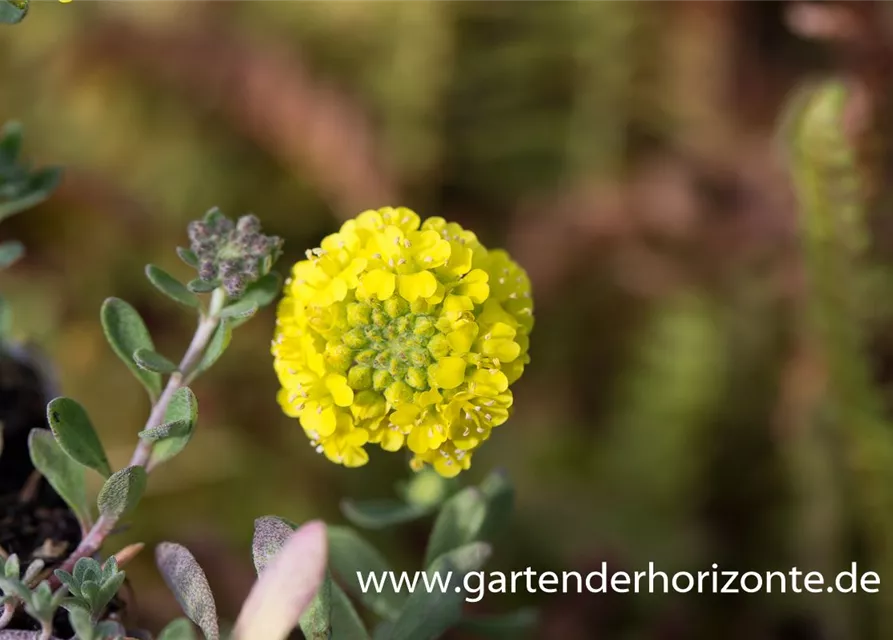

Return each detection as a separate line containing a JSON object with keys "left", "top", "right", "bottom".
{"left": 272, "top": 207, "right": 533, "bottom": 477}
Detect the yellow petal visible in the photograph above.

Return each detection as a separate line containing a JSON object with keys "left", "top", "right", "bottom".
{"left": 407, "top": 425, "right": 432, "bottom": 454}
{"left": 398, "top": 271, "right": 438, "bottom": 302}
{"left": 325, "top": 374, "right": 354, "bottom": 407}
{"left": 433, "top": 456, "right": 462, "bottom": 478}
{"left": 429, "top": 357, "right": 467, "bottom": 389}
{"left": 342, "top": 447, "right": 370, "bottom": 467}
{"left": 447, "top": 323, "right": 479, "bottom": 355}
{"left": 302, "top": 405, "right": 337, "bottom": 437}
{"left": 360, "top": 269, "right": 396, "bottom": 301}
{"left": 380, "top": 429, "right": 405, "bottom": 452}
{"left": 470, "top": 368, "right": 509, "bottom": 396}
{"left": 456, "top": 269, "right": 489, "bottom": 303}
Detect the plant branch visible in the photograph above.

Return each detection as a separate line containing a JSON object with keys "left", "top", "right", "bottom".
{"left": 49, "top": 289, "right": 226, "bottom": 587}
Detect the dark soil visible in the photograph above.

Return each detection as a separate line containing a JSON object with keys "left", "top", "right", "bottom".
{"left": 0, "top": 347, "right": 81, "bottom": 635}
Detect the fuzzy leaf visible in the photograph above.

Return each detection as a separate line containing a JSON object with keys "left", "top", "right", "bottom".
{"left": 459, "top": 608, "right": 540, "bottom": 638}
{"left": 46, "top": 397, "right": 112, "bottom": 478}
{"left": 194, "top": 320, "right": 232, "bottom": 375}
{"left": 97, "top": 466, "right": 146, "bottom": 518}
{"left": 219, "top": 298, "right": 257, "bottom": 321}
{"left": 3, "top": 555, "right": 18, "bottom": 579}
{"left": 300, "top": 572, "right": 369, "bottom": 640}
{"left": 156, "top": 543, "right": 219, "bottom": 640}
{"left": 94, "top": 570, "right": 125, "bottom": 615}
{"left": 0, "top": 577, "right": 29, "bottom": 600}
{"left": 176, "top": 247, "right": 199, "bottom": 268}
{"left": 148, "top": 387, "right": 197, "bottom": 467}
{"left": 68, "top": 606, "right": 94, "bottom": 640}
{"left": 187, "top": 279, "right": 218, "bottom": 294}
{"left": 22, "top": 559, "right": 43, "bottom": 583}
{"left": 327, "top": 526, "right": 405, "bottom": 620}
{"left": 388, "top": 543, "right": 492, "bottom": 640}
{"left": 100, "top": 298, "right": 161, "bottom": 401}
{"left": 139, "top": 420, "right": 191, "bottom": 442}
{"left": 251, "top": 516, "right": 295, "bottom": 575}
{"left": 133, "top": 348, "right": 178, "bottom": 374}
{"left": 424, "top": 487, "right": 488, "bottom": 566}
{"left": 0, "top": 1, "right": 27, "bottom": 26}
{"left": 0, "top": 240, "right": 24, "bottom": 269}
{"left": 233, "top": 521, "right": 328, "bottom": 640}
{"left": 28, "top": 429, "right": 91, "bottom": 527}
{"left": 146, "top": 265, "right": 200, "bottom": 309}
{"left": 157, "top": 618, "right": 198, "bottom": 640}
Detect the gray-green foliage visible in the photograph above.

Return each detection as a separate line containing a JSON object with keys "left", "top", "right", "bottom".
{"left": 259, "top": 470, "right": 537, "bottom": 640}
{"left": 6, "top": 206, "right": 282, "bottom": 637}
{"left": 55, "top": 557, "right": 125, "bottom": 621}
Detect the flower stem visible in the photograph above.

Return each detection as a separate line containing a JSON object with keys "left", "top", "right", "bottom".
{"left": 50, "top": 288, "right": 226, "bottom": 587}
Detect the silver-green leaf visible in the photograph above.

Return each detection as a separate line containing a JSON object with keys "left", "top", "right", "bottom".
{"left": 145, "top": 265, "right": 200, "bottom": 309}
{"left": 133, "top": 348, "right": 178, "bottom": 374}
{"left": 97, "top": 466, "right": 147, "bottom": 518}
{"left": 47, "top": 397, "right": 112, "bottom": 478}
{"left": 194, "top": 320, "right": 232, "bottom": 376}
{"left": 148, "top": 387, "right": 197, "bottom": 467}
{"left": 100, "top": 298, "right": 162, "bottom": 401}
{"left": 28, "top": 429, "right": 91, "bottom": 529}
{"left": 156, "top": 543, "right": 219, "bottom": 640}
{"left": 251, "top": 516, "right": 295, "bottom": 576}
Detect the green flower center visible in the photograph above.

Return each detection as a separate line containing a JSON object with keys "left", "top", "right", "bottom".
{"left": 332, "top": 299, "right": 446, "bottom": 398}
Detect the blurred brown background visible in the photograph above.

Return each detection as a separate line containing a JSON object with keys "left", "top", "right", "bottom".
{"left": 1, "top": 1, "right": 886, "bottom": 638}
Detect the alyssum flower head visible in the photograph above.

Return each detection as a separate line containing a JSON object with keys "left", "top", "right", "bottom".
{"left": 272, "top": 207, "right": 533, "bottom": 477}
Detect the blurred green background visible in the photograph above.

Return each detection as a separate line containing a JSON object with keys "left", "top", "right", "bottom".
{"left": 3, "top": 1, "right": 889, "bottom": 638}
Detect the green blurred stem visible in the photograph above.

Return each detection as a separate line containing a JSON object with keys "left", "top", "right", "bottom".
{"left": 49, "top": 288, "right": 226, "bottom": 587}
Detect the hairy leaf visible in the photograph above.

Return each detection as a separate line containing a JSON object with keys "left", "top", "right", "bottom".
{"left": 156, "top": 543, "right": 219, "bottom": 640}
{"left": 28, "top": 429, "right": 91, "bottom": 528}
{"left": 251, "top": 516, "right": 294, "bottom": 575}
{"left": 234, "top": 521, "right": 327, "bottom": 640}
{"left": 100, "top": 298, "right": 161, "bottom": 401}
{"left": 97, "top": 466, "right": 146, "bottom": 518}
{"left": 146, "top": 265, "right": 200, "bottom": 309}
{"left": 47, "top": 397, "right": 112, "bottom": 478}
{"left": 133, "top": 348, "right": 178, "bottom": 374}
{"left": 194, "top": 320, "right": 232, "bottom": 376}
{"left": 148, "top": 387, "right": 197, "bottom": 467}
